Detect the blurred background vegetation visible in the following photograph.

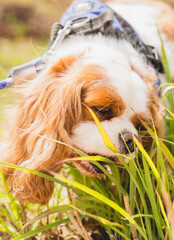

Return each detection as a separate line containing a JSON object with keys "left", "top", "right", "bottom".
{"left": 0, "top": 0, "right": 173, "bottom": 76}
{"left": 0, "top": 0, "right": 73, "bottom": 72}
{"left": 0, "top": 0, "right": 74, "bottom": 131}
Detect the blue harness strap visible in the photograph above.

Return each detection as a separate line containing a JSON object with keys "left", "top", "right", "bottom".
{"left": 60, "top": 0, "right": 123, "bottom": 32}
{"left": 60, "top": 0, "right": 162, "bottom": 95}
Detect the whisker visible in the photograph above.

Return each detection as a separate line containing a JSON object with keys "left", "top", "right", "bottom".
{"left": 139, "top": 135, "right": 174, "bottom": 145}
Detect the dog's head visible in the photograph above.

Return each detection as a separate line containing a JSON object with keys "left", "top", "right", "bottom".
{"left": 1, "top": 36, "right": 163, "bottom": 203}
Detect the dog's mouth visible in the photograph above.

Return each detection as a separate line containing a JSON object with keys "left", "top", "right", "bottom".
{"left": 72, "top": 152, "right": 120, "bottom": 179}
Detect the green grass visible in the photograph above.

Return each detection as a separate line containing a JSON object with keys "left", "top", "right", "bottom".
{"left": 0, "top": 108, "right": 174, "bottom": 239}
{"left": 0, "top": 32, "right": 174, "bottom": 240}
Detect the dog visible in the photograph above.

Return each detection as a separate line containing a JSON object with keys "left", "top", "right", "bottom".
{"left": 1, "top": 0, "right": 174, "bottom": 204}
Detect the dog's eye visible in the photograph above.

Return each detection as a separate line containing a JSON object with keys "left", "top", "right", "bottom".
{"left": 135, "top": 123, "right": 146, "bottom": 132}
{"left": 93, "top": 106, "right": 113, "bottom": 120}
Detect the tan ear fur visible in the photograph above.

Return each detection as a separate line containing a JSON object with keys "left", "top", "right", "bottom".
{"left": 147, "top": 87, "right": 164, "bottom": 137}
{"left": 1, "top": 56, "right": 83, "bottom": 204}
{"left": 156, "top": 1, "right": 174, "bottom": 42}
{"left": 131, "top": 64, "right": 157, "bottom": 84}
{"left": 131, "top": 61, "right": 164, "bottom": 137}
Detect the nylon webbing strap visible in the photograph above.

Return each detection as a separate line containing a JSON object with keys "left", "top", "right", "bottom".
{"left": 69, "top": 10, "right": 114, "bottom": 35}
{"left": 52, "top": 0, "right": 164, "bottom": 74}
{"left": 114, "top": 12, "right": 164, "bottom": 73}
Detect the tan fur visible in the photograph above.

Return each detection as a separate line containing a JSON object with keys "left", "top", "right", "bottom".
{"left": 145, "top": 73, "right": 164, "bottom": 138}
{"left": 147, "top": 88, "right": 164, "bottom": 137}
{"left": 130, "top": 62, "right": 163, "bottom": 147}
{"left": 155, "top": 1, "right": 174, "bottom": 41}
{"left": 131, "top": 65, "right": 157, "bottom": 83}
{"left": 131, "top": 62, "right": 163, "bottom": 137}
{"left": 50, "top": 55, "right": 78, "bottom": 75}
{"left": 79, "top": 65, "right": 126, "bottom": 121}
{"left": 1, "top": 56, "right": 83, "bottom": 204}
{"left": 131, "top": 109, "right": 161, "bottom": 151}
{"left": 82, "top": 86, "right": 125, "bottom": 121}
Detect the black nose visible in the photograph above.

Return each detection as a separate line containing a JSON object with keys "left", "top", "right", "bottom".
{"left": 119, "top": 131, "right": 135, "bottom": 154}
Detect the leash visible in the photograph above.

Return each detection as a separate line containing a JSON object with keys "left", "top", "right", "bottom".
{"left": 0, "top": 0, "right": 163, "bottom": 91}
{"left": 0, "top": 19, "right": 88, "bottom": 90}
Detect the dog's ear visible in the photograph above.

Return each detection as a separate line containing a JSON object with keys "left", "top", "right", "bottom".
{"left": 147, "top": 88, "right": 164, "bottom": 137}
{"left": 127, "top": 48, "right": 157, "bottom": 84}
{"left": 126, "top": 45, "right": 164, "bottom": 136}
{"left": 131, "top": 64, "right": 163, "bottom": 136}
{"left": 1, "top": 56, "right": 83, "bottom": 204}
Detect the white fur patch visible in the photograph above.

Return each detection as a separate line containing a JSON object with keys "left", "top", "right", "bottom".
{"left": 71, "top": 116, "right": 138, "bottom": 156}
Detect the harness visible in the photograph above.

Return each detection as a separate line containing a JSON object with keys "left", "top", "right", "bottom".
{"left": 0, "top": 0, "right": 163, "bottom": 92}
{"left": 51, "top": 0, "right": 163, "bottom": 73}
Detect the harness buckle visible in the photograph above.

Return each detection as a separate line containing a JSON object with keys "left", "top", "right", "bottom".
{"left": 70, "top": 17, "right": 90, "bottom": 30}
{"left": 46, "top": 17, "right": 90, "bottom": 59}
{"left": 145, "top": 45, "right": 164, "bottom": 73}
{"left": 46, "top": 20, "right": 72, "bottom": 57}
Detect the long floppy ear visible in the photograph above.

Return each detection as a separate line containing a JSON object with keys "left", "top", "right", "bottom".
{"left": 122, "top": 41, "right": 164, "bottom": 137}
{"left": 1, "top": 56, "right": 82, "bottom": 204}
{"left": 147, "top": 86, "right": 164, "bottom": 137}
{"left": 125, "top": 44, "right": 164, "bottom": 136}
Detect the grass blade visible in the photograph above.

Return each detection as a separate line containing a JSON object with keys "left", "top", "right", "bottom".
{"left": 85, "top": 106, "right": 117, "bottom": 153}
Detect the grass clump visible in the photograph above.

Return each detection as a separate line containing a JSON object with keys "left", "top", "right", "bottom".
{"left": 0, "top": 104, "right": 174, "bottom": 239}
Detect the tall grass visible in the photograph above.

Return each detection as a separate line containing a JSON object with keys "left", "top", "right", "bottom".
{"left": 0, "top": 104, "right": 174, "bottom": 239}
{"left": 159, "top": 33, "right": 174, "bottom": 155}
{"left": 0, "top": 41, "right": 174, "bottom": 240}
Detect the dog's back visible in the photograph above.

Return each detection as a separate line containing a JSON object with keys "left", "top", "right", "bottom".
{"left": 109, "top": 0, "right": 174, "bottom": 79}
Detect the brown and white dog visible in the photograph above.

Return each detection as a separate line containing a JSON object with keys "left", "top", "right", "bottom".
{"left": 1, "top": 0, "right": 174, "bottom": 204}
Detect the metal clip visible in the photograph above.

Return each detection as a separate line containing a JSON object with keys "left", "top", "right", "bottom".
{"left": 70, "top": 17, "right": 89, "bottom": 30}
{"left": 151, "top": 46, "right": 160, "bottom": 61}
{"left": 146, "top": 45, "right": 164, "bottom": 73}
{"left": 45, "top": 17, "right": 89, "bottom": 59}
{"left": 45, "top": 20, "right": 73, "bottom": 58}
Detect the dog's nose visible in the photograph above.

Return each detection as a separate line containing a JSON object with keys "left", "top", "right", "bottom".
{"left": 119, "top": 131, "right": 135, "bottom": 153}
